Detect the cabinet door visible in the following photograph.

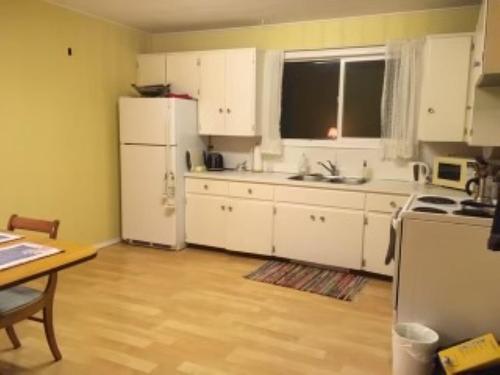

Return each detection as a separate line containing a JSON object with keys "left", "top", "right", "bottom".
{"left": 198, "top": 51, "right": 226, "bottom": 135}
{"left": 224, "top": 49, "right": 257, "bottom": 136}
{"left": 166, "top": 53, "right": 200, "bottom": 98}
{"left": 185, "top": 194, "right": 226, "bottom": 248}
{"left": 363, "top": 213, "right": 394, "bottom": 276}
{"left": 225, "top": 199, "right": 273, "bottom": 255}
{"left": 417, "top": 36, "right": 472, "bottom": 142}
{"left": 274, "top": 204, "right": 363, "bottom": 269}
{"left": 136, "top": 54, "right": 167, "bottom": 86}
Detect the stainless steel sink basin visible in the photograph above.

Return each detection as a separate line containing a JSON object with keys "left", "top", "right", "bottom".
{"left": 288, "top": 174, "right": 324, "bottom": 182}
{"left": 288, "top": 174, "right": 367, "bottom": 185}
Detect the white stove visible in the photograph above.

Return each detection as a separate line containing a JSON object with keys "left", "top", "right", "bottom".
{"left": 401, "top": 194, "right": 494, "bottom": 226}
{"left": 395, "top": 193, "right": 500, "bottom": 346}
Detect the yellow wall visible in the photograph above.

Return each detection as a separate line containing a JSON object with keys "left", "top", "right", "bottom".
{"left": 152, "top": 6, "right": 479, "bottom": 52}
{"left": 0, "top": 0, "right": 150, "bottom": 244}
{"left": 0, "top": 2, "right": 480, "bottom": 246}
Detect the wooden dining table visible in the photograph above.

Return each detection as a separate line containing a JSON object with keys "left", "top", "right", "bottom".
{"left": 0, "top": 235, "right": 97, "bottom": 291}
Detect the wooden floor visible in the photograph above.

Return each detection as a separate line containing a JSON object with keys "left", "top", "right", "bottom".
{"left": 0, "top": 243, "right": 393, "bottom": 374}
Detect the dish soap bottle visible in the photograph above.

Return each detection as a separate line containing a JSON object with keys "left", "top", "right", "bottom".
{"left": 298, "top": 153, "right": 310, "bottom": 175}
{"left": 362, "top": 160, "right": 372, "bottom": 181}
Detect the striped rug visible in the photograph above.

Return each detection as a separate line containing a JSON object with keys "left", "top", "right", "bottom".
{"left": 245, "top": 260, "right": 368, "bottom": 301}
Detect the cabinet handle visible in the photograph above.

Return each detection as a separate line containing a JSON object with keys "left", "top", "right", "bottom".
{"left": 228, "top": 206, "right": 233, "bottom": 212}
{"left": 390, "top": 201, "right": 397, "bottom": 208}
{"left": 203, "top": 184, "right": 208, "bottom": 190}
{"left": 427, "top": 107, "right": 435, "bottom": 114}
{"left": 310, "top": 215, "right": 316, "bottom": 221}
{"left": 219, "top": 108, "right": 223, "bottom": 113}
{"left": 227, "top": 108, "right": 231, "bottom": 114}
{"left": 221, "top": 205, "right": 226, "bottom": 211}
{"left": 248, "top": 188, "right": 253, "bottom": 194}
{"left": 320, "top": 216, "right": 325, "bottom": 222}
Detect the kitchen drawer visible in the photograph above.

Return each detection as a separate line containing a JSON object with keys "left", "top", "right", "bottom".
{"left": 228, "top": 182, "right": 274, "bottom": 200}
{"left": 274, "top": 186, "right": 365, "bottom": 210}
{"left": 185, "top": 178, "right": 228, "bottom": 196}
{"left": 365, "top": 193, "right": 409, "bottom": 213}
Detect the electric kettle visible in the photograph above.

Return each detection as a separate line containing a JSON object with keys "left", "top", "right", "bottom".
{"left": 410, "top": 162, "right": 430, "bottom": 185}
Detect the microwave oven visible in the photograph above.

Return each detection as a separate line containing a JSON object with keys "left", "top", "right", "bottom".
{"left": 432, "top": 156, "right": 477, "bottom": 190}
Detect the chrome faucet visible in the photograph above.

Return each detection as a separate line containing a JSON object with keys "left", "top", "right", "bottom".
{"left": 235, "top": 160, "right": 248, "bottom": 172}
{"left": 317, "top": 160, "right": 337, "bottom": 176}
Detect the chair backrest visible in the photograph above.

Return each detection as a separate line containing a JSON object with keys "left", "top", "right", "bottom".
{"left": 7, "top": 214, "right": 60, "bottom": 240}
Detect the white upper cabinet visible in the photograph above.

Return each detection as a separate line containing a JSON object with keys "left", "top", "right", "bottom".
{"left": 136, "top": 54, "right": 167, "bottom": 86}
{"left": 199, "top": 48, "right": 259, "bottom": 137}
{"left": 475, "top": 0, "right": 500, "bottom": 86}
{"left": 199, "top": 51, "right": 227, "bottom": 135}
{"left": 417, "top": 34, "right": 472, "bottom": 142}
{"left": 166, "top": 52, "right": 201, "bottom": 98}
{"left": 464, "top": 0, "right": 500, "bottom": 146}
{"left": 224, "top": 49, "right": 257, "bottom": 136}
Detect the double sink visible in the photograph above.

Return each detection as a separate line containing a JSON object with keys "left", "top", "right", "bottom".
{"left": 288, "top": 174, "right": 367, "bottom": 185}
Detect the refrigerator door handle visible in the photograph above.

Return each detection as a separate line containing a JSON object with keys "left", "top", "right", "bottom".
{"left": 164, "top": 171, "right": 176, "bottom": 209}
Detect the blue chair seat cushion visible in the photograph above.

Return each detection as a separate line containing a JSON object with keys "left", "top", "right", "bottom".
{"left": 0, "top": 286, "right": 42, "bottom": 314}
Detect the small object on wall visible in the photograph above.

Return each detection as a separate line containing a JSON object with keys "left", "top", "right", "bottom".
{"left": 67, "top": 47, "right": 72, "bottom": 56}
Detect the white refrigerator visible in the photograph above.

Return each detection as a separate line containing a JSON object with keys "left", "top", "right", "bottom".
{"left": 119, "top": 97, "right": 203, "bottom": 249}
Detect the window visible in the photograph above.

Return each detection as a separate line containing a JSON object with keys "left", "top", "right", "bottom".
{"left": 280, "top": 48, "right": 385, "bottom": 146}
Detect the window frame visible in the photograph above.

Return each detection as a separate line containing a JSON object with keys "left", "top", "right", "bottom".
{"left": 282, "top": 46, "right": 386, "bottom": 149}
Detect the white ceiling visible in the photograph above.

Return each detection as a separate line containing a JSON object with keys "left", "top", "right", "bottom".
{"left": 46, "top": 0, "right": 480, "bottom": 33}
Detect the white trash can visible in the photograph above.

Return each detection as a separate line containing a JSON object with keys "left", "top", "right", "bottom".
{"left": 392, "top": 323, "right": 439, "bottom": 375}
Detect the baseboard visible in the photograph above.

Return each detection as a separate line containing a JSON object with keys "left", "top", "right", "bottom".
{"left": 93, "top": 238, "right": 121, "bottom": 250}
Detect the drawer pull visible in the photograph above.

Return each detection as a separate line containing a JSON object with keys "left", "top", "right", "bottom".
{"left": 221, "top": 205, "right": 226, "bottom": 211}
{"left": 320, "top": 216, "right": 325, "bottom": 222}
{"left": 228, "top": 206, "right": 233, "bottom": 212}
{"left": 248, "top": 188, "right": 253, "bottom": 194}
{"left": 310, "top": 215, "right": 316, "bottom": 221}
{"left": 219, "top": 108, "right": 223, "bottom": 113}
{"left": 203, "top": 184, "right": 209, "bottom": 190}
{"left": 390, "top": 201, "right": 397, "bottom": 208}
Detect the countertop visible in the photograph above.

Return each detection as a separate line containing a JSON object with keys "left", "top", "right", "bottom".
{"left": 185, "top": 170, "right": 467, "bottom": 197}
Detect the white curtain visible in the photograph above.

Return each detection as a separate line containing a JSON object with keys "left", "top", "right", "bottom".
{"left": 259, "top": 50, "right": 284, "bottom": 156}
{"left": 381, "top": 39, "right": 424, "bottom": 160}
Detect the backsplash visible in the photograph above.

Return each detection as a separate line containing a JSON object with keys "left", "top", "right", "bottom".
{"left": 208, "top": 136, "right": 494, "bottom": 181}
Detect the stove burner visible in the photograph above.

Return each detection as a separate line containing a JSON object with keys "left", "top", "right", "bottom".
{"left": 412, "top": 206, "right": 447, "bottom": 214}
{"left": 417, "top": 196, "right": 457, "bottom": 205}
{"left": 461, "top": 199, "right": 495, "bottom": 208}
{"left": 453, "top": 209, "right": 494, "bottom": 219}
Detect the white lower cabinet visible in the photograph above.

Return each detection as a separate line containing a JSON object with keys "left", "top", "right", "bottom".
{"left": 185, "top": 177, "right": 405, "bottom": 276}
{"left": 185, "top": 194, "right": 227, "bottom": 248}
{"left": 185, "top": 192, "right": 273, "bottom": 255}
{"left": 274, "top": 203, "right": 364, "bottom": 269}
{"left": 362, "top": 213, "right": 393, "bottom": 276}
{"left": 225, "top": 198, "right": 273, "bottom": 255}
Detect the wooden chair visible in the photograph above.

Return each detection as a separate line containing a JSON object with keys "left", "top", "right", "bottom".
{"left": 0, "top": 214, "right": 62, "bottom": 361}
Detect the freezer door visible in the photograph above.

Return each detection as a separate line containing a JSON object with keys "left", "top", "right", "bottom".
{"left": 119, "top": 97, "right": 170, "bottom": 145}
{"left": 120, "top": 144, "right": 176, "bottom": 246}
